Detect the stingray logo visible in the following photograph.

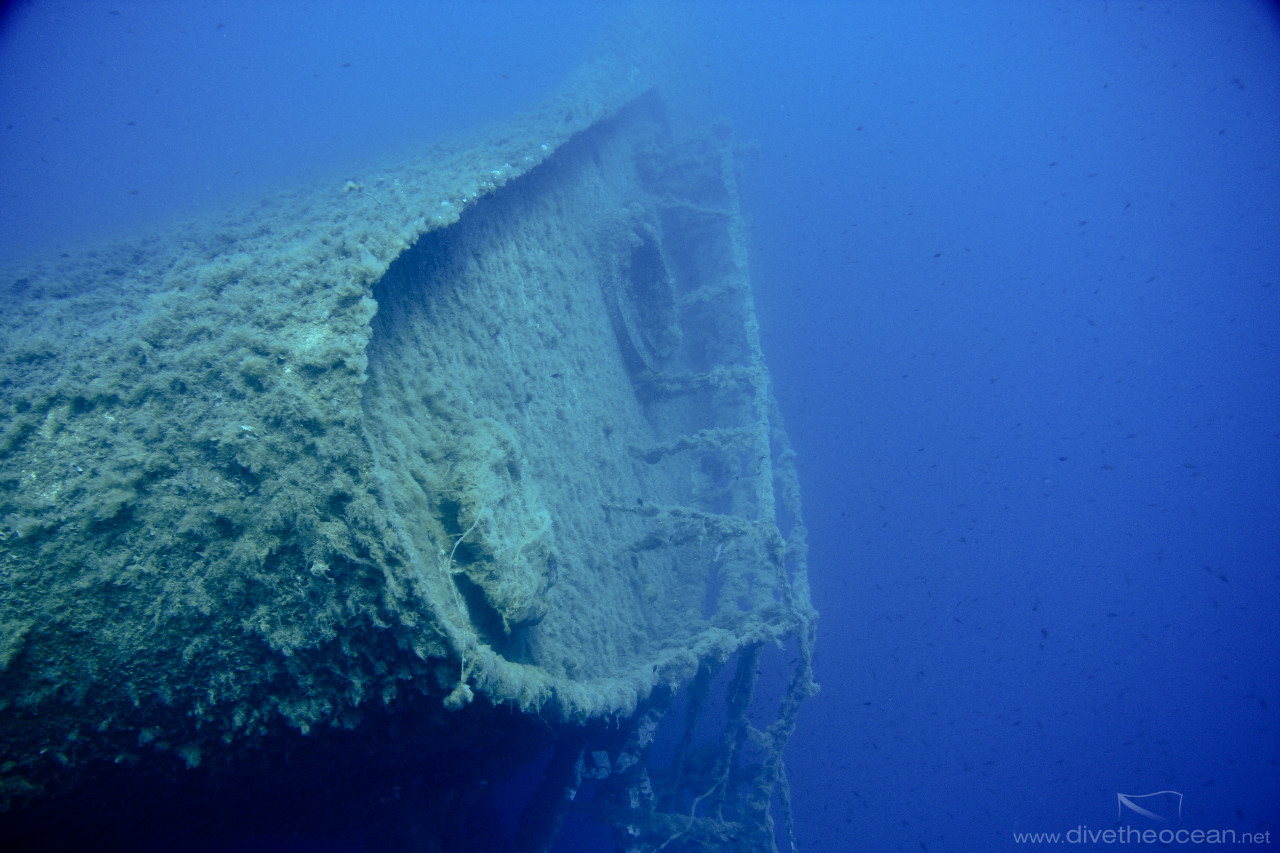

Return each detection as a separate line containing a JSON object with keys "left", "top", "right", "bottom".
{"left": 1117, "top": 790, "right": 1183, "bottom": 823}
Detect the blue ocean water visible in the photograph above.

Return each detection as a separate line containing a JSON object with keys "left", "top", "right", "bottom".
{"left": 2, "top": 2, "right": 1277, "bottom": 851}
{"left": 710, "top": 4, "right": 1280, "bottom": 849}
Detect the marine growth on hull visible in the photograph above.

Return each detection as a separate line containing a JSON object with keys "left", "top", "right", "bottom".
{"left": 0, "top": 19, "right": 816, "bottom": 852}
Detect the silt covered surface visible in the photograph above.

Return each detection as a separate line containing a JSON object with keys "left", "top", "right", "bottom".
{"left": 0, "top": 33, "right": 815, "bottom": 852}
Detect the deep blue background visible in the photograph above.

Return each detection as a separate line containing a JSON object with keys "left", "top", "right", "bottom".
{"left": 2, "top": 2, "right": 1278, "bottom": 850}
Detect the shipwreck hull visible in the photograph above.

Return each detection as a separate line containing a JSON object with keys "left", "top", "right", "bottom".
{"left": 0, "top": 42, "right": 815, "bottom": 852}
